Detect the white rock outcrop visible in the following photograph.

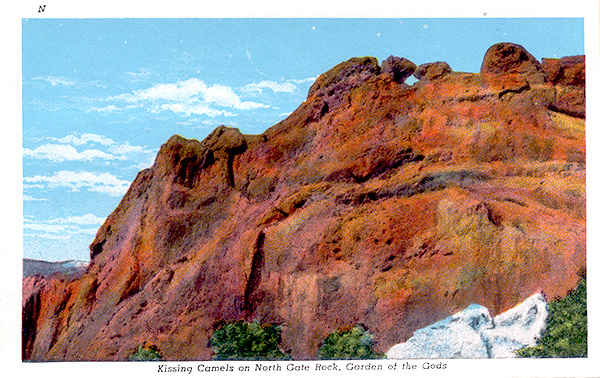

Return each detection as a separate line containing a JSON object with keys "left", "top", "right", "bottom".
{"left": 386, "top": 293, "right": 548, "bottom": 359}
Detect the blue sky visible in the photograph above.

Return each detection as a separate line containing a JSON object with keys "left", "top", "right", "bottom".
{"left": 22, "top": 18, "right": 584, "bottom": 262}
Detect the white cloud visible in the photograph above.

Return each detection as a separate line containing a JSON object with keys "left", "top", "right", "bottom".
{"left": 23, "top": 214, "right": 106, "bottom": 240}
{"left": 160, "top": 102, "right": 236, "bottom": 117}
{"left": 52, "top": 133, "right": 115, "bottom": 146}
{"left": 88, "top": 105, "right": 122, "bottom": 113}
{"left": 23, "top": 171, "right": 131, "bottom": 197}
{"left": 61, "top": 214, "right": 106, "bottom": 225}
{"left": 27, "top": 134, "right": 155, "bottom": 165}
{"left": 89, "top": 185, "right": 129, "bottom": 196}
{"left": 23, "top": 222, "right": 68, "bottom": 233}
{"left": 125, "top": 68, "right": 153, "bottom": 82}
{"left": 107, "top": 78, "right": 269, "bottom": 117}
{"left": 107, "top": 142, "right": 144, "bottom": 156}
{"left": 23, "top": 144, "right": 118, "bottom": 162}
{"left": 289, "top": 77, "right": 318, "bottom": 85}
{"left": 33, "top": 76, "right": 74, "bottom": 86}
{"left": 243, "top": 80, "right": 297, "bottom": 94}
{"left": 23, "top": 195, "right": 47, "bottom": 202}
{"left": 23, "top": 184, "right": 44, "bottom": 189}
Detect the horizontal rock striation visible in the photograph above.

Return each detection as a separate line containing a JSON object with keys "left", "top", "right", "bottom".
{"left": 23, "top": 43, "right": 585, "bottom": 361}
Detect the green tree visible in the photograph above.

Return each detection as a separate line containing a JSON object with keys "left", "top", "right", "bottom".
{"left": 128, "top": 345, "right": 163, "bottom": 361}
{"left": 318, "top": 325, "right": 383, "bottom": 359}
{"left": 210, "top": 321, "right": 289, "bottom": 360}
{"left": 517, "top": 277, "right": 587, "bottom": 357}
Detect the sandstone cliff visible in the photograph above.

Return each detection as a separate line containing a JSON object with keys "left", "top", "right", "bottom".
{"left": 22, "top": 43, "right": 585, "bottom": 361}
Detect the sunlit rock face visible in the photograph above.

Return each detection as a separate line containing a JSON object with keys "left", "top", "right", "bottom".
{"left": 386, "top": 293, "right": 548, "bottom": 359}
{"left": 22, "top": 43, "right": 585, "bottom": 361}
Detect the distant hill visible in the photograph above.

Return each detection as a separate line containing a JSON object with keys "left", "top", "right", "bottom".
{"left": 23, "top": 258, "right": 88, "bottom": 278}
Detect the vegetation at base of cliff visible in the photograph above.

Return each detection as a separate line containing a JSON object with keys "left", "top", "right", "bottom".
{"left": 210, "top": 321, "right": 289, "bottom": 360}
{"left": 128, "top": 345, "right": 163, "bottom": 361}
{"left": 516, "top": 276, "right": 587, "bottom": 358}
{"left": 317, "top": 325, "right": 383, "bottom": 360}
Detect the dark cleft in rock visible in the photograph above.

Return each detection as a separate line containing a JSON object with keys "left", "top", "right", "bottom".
{"left": 481, "top": 43, "right": 546, "bottom": 84}
{"left": 155, "top": 126, "right": 247, "bottom": 188}
{"left": 415, "top": 61, "right": 452, "bottom": 81}
{"left": 381, "top": 55, "right": 417, "bottom": 83}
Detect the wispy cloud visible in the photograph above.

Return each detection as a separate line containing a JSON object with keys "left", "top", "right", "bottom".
{"left": 26, "top": 134, "right": 156, "bottom": 165}
{"left": 23, "top": 144, "right": 118, "bottom": 162}
{"left": 289, "top": 77, "right": 317, "bottom": 85}
{"left": 124, "top": 68, "right": 154, "bottom": 82}
{"left": 23, "top": 214, "right": 106, "bottom": 240}
{"left": 51, "top": 133, "right": 115, "bottom": 146}
{"left": 88, "top": 105, "right": 122, "bottom": 113}
{"left": 33, "top": 76, "right": 75, "bottom": 87}
{"left": 107, "top": 142, "right": 143, "bottom": 155}
{"left": 23, "top": 195, "right": 48, "bottom": 202}
{"left": 24, "top": 171, "right": 131, "bottom": 197}
{"left": 107, "top": 78, "right": 269, "bottom": 117}
{"left": 242, "top": 80, "right": 297, "bottom": 94}
{"left": 158, "top": 102, "right": 236, "bottom": 117}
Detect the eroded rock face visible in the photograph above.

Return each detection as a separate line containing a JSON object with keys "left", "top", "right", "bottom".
{"left": 541, "top": 56, "right": 585, "bottom": 86}
{"left": 414, "top": 61, "right": 452, "bottom": 81}
{"left": 481, "top": 42, "right": 546, "bottom": 84}
{"left": 541, "top": 56, "right": 586, "bottom": 118}
{"left": 381, "top": 56, "right": 417, "bottom": 83}
{"left": 23, "top": 45, "right": 586, "bottom": 361}
{"left": 307, "top": 56, "right": 381, "bottom": 117}
{"left": 386, "top": 293, "right": 548, "bottom": 359}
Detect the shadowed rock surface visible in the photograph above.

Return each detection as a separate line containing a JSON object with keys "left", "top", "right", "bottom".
{"left": 381, "top": 56, "right": 417, "bottom": 83}
{"left": 23, "top": 43, "right": 585, "bottom": 361}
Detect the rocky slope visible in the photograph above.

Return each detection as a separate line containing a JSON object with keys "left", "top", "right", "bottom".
{"left": 22, "top": 43, "right": 585, "bottom": 361}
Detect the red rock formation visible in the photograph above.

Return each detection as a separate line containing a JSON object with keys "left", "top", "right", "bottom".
{"left": 23, "top": 43, "right": 586, "bottom": 361}
{"left": 381, "top": 55, "right": 417, "bottom": 83}
{"left": 541, "top": 55, "right": 586, "bottom": 118}
{"left": 414, "top": 61, "right": 452, "bottom": 81}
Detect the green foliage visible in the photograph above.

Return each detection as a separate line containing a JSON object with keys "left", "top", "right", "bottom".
{"left": 517, "top": 277, "right": 587, "bottom": 358}
{"left": 210, "top": 321, "right": 289, "bottom": 360}
{"left": 317, "top": 325, "right": 383, "bottom": 360}
{"left": 128, "top": 345, "right": 162, "bottom": 361}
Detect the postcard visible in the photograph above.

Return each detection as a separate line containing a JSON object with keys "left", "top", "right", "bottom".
{"left": 2, "top": 1, "right": 599, "bottom": 377}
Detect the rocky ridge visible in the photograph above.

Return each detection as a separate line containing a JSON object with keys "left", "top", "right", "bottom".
{"left": 22, "top": 43, "right": 585, "bottom": 361}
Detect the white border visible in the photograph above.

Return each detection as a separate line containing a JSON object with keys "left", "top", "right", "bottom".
{"left": 2, "top": 1, "right": 599, "bottom": 377}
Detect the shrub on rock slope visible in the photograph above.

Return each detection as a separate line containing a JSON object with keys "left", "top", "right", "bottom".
{"left": 318, "top": 325, "right": 383, "bottom": 360}
{"left": 517, "top": 276, "right": 587, "bottom": 358}
{"left": 210, "top": 321, "right": 289, "bottom": 360}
